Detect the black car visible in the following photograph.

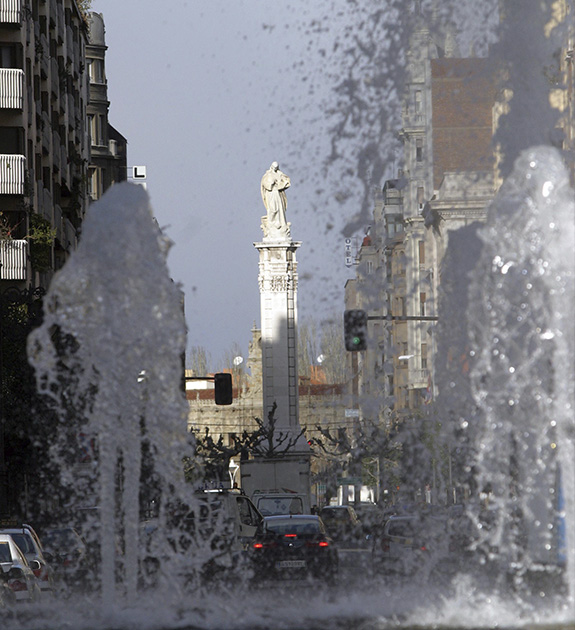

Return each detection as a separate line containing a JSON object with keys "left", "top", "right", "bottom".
{"left": 250, "top": 515, "right": 338, "bottom": 584}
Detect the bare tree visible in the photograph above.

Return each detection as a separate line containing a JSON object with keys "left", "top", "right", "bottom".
{"left": 298, "top": 318, "right": 319, "bottom": 380}
{"left": 217, "top": 341, "right": 246, "bottom": 389}
{"left": 251, "top": 402, "right": 306, "bottom": 458}
{"left": 299, "top": 315, "right": 347, "bottom": 384}
{"left": 310, "top": 419, "right": 402, "bottom": 491}
{"left": 189, "top": 403, "right": 306, "bottom": 485}
{"left": 319, "top": 315, "right": 348, "bottom": 384}
{"left": 187, "top": 345, "right": 210, "bottom": 375}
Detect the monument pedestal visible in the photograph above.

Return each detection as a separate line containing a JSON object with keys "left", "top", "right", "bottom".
{"left": 254, "top": 239, "right": 307, "bottom": 447}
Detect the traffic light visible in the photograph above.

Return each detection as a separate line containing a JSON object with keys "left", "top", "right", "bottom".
{"left": 214, "top": 372, "right": 233, "bottom": 405}
{"left": 344, "top": 309, "right": 367, "bottom": 351}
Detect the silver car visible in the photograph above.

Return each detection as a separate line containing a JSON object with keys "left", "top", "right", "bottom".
{"left": 0, "top": 524, "right": 54, "bottom": 595}
{"left": 0, "top": 534, "right": 41, "bottom": 602}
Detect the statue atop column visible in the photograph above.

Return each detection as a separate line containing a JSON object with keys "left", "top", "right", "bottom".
{"left": 261, "top": 161, "right": 291, "bottom": 240}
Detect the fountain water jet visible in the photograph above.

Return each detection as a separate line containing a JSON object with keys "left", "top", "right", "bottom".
{"left": 27, "top": 183, "right": 193, "bottom": 607}
{"left": 435, "top": 145, "right": 574, "bottom": 618}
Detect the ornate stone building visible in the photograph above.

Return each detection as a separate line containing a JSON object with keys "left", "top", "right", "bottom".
{"left": 186, "top": 327, "right": 353, "bottom": 506}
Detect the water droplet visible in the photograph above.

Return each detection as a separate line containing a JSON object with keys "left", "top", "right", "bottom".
{"left": 541, "top": 181, "right": 553, "bottom": 197}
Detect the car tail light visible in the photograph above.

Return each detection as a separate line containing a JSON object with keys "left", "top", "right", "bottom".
{"left": 253, "top": 541, "right": 277, "bottom": 549}
{"left": 306, "top": 540, "right": 329, "bottom": 547}
{"left": 8, "top": 575, "right": 28, "bottom": 592}
{"left": 284, "top": 534, "right": 297, "bottom": 538}
{"left": 10, "top": 580, "right": 28, "bottom": 592}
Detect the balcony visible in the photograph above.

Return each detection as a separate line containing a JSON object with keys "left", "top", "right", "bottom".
{"left": 0, "top": 69, "right": 24, "bottom": 109}
{"left": 408, "top": 368, "right": 428, "bottom": 389}
{"left": 0, "top": 155, "right": 26, "bottom": 195}
{"left": 0, "top": 239, "right": 27, "bottom": 280}
{"left": 0, "top": 0, "right": 21, "bottom": 23}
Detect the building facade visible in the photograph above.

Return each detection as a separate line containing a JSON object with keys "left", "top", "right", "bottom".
{"left": 86, "top": 11, "right": 126, "bottom": 203}
{"left": 346, "top": 1, "right": 574, "bottom": 485}
{"left": 0, "top": 0, "right": 90, "bottom": 286}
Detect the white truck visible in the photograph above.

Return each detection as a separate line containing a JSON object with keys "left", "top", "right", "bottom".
{"left": 240, "top": 457, "right": 312, "bottom": 515}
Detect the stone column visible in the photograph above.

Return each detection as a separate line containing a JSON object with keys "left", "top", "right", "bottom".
{"left": 254, "top": 239, "right": 305, "bottom": 446}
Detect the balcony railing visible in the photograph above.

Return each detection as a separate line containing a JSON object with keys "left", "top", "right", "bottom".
{"left": 0, "top": 155, "right": 26, "bottom": 195}
{"left": 0, "top": 69, "right": 23, "bottom": 109}
{"left": 0, "top": 0, "right": 21, "bottom": 23}
{"left": 0, "top": 239, "right": 27, "bottom": 280}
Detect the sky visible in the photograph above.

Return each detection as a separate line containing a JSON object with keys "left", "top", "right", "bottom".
{"left": 89, "top": 0, "right": 359, "bottom": 369}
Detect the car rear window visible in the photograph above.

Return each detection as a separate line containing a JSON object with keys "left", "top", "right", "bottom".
{"left": 0, "top": 542, "right": 11, "bottom": 562}
{"left": 9, "top": 533, "right": 35, "bottom": 554}
{"left": 320, "top": 509, "right": 349, "bottom": 522}
{"left": 264, "top": 518, "right": 320, "bottom": 536}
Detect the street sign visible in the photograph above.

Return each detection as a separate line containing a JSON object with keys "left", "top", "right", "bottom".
{"left": 345, "top": 408, "right": 360, "bottom": 418}
{"left": 344, "top": 237, "right": 354, "bottom": 267}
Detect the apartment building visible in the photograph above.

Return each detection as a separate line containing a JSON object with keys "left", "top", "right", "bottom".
{"left": 346, "top": 11, "right": 499, "bottom": 424}
{"left": 0, "top": 0, "right": 90, "bottom": 287}
{"left": 347, "top": 0, "right": 573, "bottom": 426}
{"left": 86, "top": 11, "right": 126, "bottom": 202}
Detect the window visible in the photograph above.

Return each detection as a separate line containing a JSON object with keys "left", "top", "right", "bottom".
{"left": 421, "top": 343, "right": 427, "bottom": 369}
{"left": 418, "top": 240, "right": 425, "bottom": 265}
{"left": 414, "top": 90, "right": 422, "bottom": 116}
{"left": 417, "top": 186, "right": 425, "bottom": 206}
{"left": 395, "top": 297, "right": 406, "bottom": 317}
{"left": 420, "top": 292, "right": 426, "bottom": 316}
{"left": 416, "top": 138, "right": 423, "bottom": 162}
{"left": 88, "top": 167, "right": 102, "bottom": 200}
{"left": 0, "top": 45, "right": 17, "bottom": 68}
{"left": 89, "top": 114, "right": 106, "bottom": 146}
{"left": 88, "top": 59, "right": 105, "bottom": 84}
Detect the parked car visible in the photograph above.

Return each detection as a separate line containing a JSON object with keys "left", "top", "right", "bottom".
{"left": 250, "top": 514, "right": 338, "bottom": 585}
{"left": 162, "top": 488, "right": 263, "bottom": 585}
{"left": 41, "top": 527, "right": 92, "bottom": 590}
{"left": 0, "top": 534, "right": 42, "bottom": 603}
{"left": 371, "top": 513, "right": 448, "bottom": 576}
{"left": 0, "top": 525, "right": 54, "bottom": 595}
{"left": 353, "top": 502, "right": 383, "bottom": 538}
{"left": 319, "top": 505, "right": 364, "bottom": 546}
